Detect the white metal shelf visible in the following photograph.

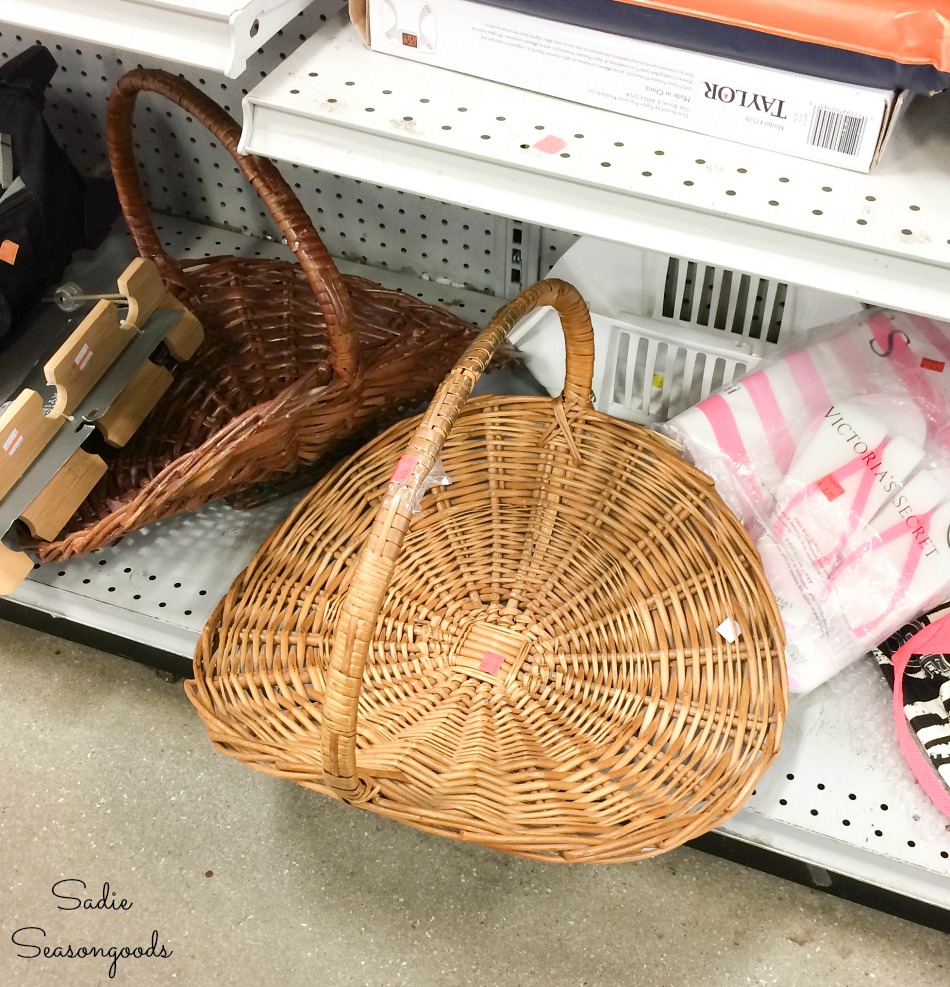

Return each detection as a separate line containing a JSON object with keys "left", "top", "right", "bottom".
{"left": 1, "top": 0, "right": 315, "bottom": 78}
{"left": 734, "top": 660, "right": 950, "bottom": 913}
{"left": 241, "top": 9, "right": 950, "bottom": 320}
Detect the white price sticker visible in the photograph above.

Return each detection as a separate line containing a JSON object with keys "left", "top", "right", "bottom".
{"left": 717, "top": 618, "right": 740, "bottom": 643}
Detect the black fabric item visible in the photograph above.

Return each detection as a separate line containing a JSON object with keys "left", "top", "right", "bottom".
{"left": 873, "top": 603, "right": 950, "bottom": 796}
{"left": 0, "top": 182, "right": 44, "bottom": 337}
{"left": 0, "top": 46, "right": 117, "bottom": 348}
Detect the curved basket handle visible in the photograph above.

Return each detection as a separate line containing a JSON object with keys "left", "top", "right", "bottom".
{"left": 321, "top": 278, "right": 595, "bottom": 802}
{"left": 106, "top": 68, "right": 360, "bottom": 383}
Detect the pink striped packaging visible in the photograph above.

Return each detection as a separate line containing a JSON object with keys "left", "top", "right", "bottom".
{"left": 669, "top": 329, "right": 856, "bottom": 532}
{"left": 665, "top": 309, "right": 950, "bottom": 693}
{"left": 771, "top": 399, "right": 926, "bottom": 574}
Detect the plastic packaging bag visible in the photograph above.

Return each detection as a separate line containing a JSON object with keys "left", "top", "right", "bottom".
{"left": 613, "top": 1, "right": 950, "bottom": 74}
{"left": 388, "top": 455, "right": 451, "bottom": 513}
{"left": 663, "top": 309, "right": 950, "bottom": 694}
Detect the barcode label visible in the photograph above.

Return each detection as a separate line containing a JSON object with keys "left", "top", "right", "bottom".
{"left": 807, "top": 107, "right": 868, "bottom": 156}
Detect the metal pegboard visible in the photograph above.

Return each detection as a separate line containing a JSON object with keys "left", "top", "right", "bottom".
{"left": 239, "top": 10, "right": 950, "bottom": 320}
{"left": 0, "top": 8, "right": 339, "bottom": 177}
{"left": 14, "top": 495, "right": 298, "bottom": 656}
{"left": 0, "top": 4, "right": 537, "bottom": 298}
{"left": 146, "top": 214, "right": 509, "bottom": 323}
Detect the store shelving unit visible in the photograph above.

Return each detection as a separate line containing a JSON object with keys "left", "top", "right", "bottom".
{"left": 239, "top": 9, "right": 950, "bottom": 319}
{"left": 2, "top": 2, "right": 950, "bottom": 929}
{"left": 1, "top": 0, "right": 315, "bottom": 77}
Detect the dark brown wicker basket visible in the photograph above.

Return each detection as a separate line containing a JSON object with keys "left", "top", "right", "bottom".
{"left": 31, "top": 68, "right": 482, "bottom": 562}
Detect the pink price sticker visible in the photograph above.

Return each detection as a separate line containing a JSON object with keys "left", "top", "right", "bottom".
{"left": 533, "top": 135, "right": 567, "bottom": 154}
{"left": 921, "top": 357, "right": 946, "bottom": 373}
{"left": 478, "top": 651, "right": 505, "bottom": 675}
{"left": 390, "top": 455, "right": 418, "bottom": 485}
{"left": 3, "top": 428, "right": 22, "bottom": 456}
{"left": 817, "top": 474, "right": 845, "bottom": 501}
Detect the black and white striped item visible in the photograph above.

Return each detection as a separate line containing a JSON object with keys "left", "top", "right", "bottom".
{"left": 873, "top": 603, "right": 950, "bottom": 803}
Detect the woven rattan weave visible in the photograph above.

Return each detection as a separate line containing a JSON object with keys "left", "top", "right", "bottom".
{"left": 188, "top": 279, "right": 787, "bottom": 862}
{"left": 32, "top": 69, "right": 480, "bottom": 561}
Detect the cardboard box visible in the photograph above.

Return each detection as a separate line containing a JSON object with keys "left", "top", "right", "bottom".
{"left": 349, "top": 0, "right": 910, "bottom": 172}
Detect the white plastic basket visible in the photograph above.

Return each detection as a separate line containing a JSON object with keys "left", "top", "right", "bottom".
{"left": 510, "top": 237, "right": 866, "bottom": 423}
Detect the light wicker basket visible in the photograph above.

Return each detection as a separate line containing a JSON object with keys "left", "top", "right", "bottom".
{"left": 187, "top": 279, "right": 788, "bottom": 863}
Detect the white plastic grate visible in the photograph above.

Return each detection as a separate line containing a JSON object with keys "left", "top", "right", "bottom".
{"left": 603, "top": 321, "right": 755, "bottom": 422}
{"left": 509, "top": 236, "right": 865, "bottom": 424}
{"left": 659, "top": 256, "right": 788, "bottom": 342}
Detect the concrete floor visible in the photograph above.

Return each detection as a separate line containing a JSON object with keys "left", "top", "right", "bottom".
{"left": 1, "top": 619, "right": 948, "bottom": 987}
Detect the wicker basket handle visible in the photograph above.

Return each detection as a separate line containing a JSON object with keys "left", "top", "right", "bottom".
{"left": 106, "top": 68, "right": 360, "bottom": 382}
{"left": 322, "top": 278, "right": 595, "bottom": 802}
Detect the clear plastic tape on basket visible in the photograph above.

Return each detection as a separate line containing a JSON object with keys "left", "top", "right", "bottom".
{"left": 662, "top": 309, "right": 950, "bottom": 694}
{"left": 388, "top": 455, "right": 451, "bottom": 513}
